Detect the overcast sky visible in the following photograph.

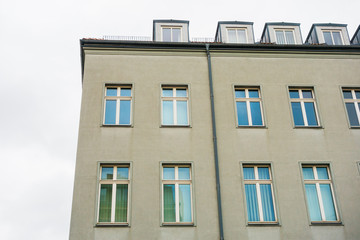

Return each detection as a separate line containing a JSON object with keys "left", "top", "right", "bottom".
{"left": 0, "top": 0, "right": 359, "bottom": 239}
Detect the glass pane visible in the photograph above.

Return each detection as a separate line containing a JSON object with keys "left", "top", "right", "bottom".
{"left": 285, "top": 30, "right": 295, "bottom": 44}
{"left": 305, "top": 184, "right": 322, "bottom": 221}
{"left": 320, "top": 184, "right": 337, "bottom": 221}
{"left": 106, "top": 88, "right": 117, "bottom": 96}
{"left": 302, "top": 167, "right": 314, "bottom": 180}
{"left": 115, "top": 184, "right": 128, "bottom": 222}
{"left": 176, "top": 89, "right": 187, "bottom": 97}
{"left": 162, "top": 28, "right": 171, "bottom": 42}
{"left": 302, "top": 90, "right": 313, "bottom": 98}
{"left": 99, "top": 184, "right": 112, "bottom": 222}
{"left": 119, "top": 100, "right": 131, "bottom": 124}
{"left": 179, "top": 184, "right": 192, "bottom": 222}
{"left": 172, "top": 28, "right": 181, "bottom": 42}
{"left": 291, "top": 102, "right": 304, "bottom": 126}
{"left": 104, "top": 100, "right": 116, "bottom": 124}
{"left": 162, "top": 88, "right": 173, "bottom": 97}
{"left": 237, "top": 29, "right": 247, "bottom": 43}
{"left": 317, "top": 167, "right": 329, "bottom": 180}
{"left": 289, "top": 90, "right": 299, "bottom": 98}
{"left": 345, "top": 103, "right": 360, "bottom": 126}
{"left": 177, "top": 101, "right": 188, "bottom": 125}
{"left": 101, "top": 167, "right": 114, "bottom": 180}
{"left": 248, "top": 90, "right": 259, "bottom": 98}
{"left": 258, "top": 167, "right": 270, "bottom": 180}
{"left": 245, "top": 184, "right": 259, "bottom": 221}
{"left": 235, "top": 90, "right": 246, "bottom": 98}
{"left": 117, "top": 167, "right": 129, "bottom": 180}
{"left": 163, "top": 167, "right": 175, "bottom": 180}
{"left": 332, "top": 32, "right": 342, "bottom": 45}
{"left": 162, "top": 101, "right": 174, "bottom": 125}
{"left": 237, "top": 102, "right": 249, "bottom": 125}
{"left": 260, "top": 184, "right": 275, "bottom": 221}
{"left": 304, "top": 102, "right": 318, "bottom": 126}
{"left": 355, "top": 91, "right": 360, "bottom": 99}
{"left": 243, "top": 167, "right": 255, "bottom": 180}
{"left": 276, "top": 30, "right": 285, "bottom": 44}
{"left": 120, "top": 88, "right": 131, "bottom": 97}
{"left": 163, "top": 184, "right": 176, "bottom": 222}
{"left": 228, "top": 29, "right": 237, "bottom": 43}
{"left": 342, "top": 90, "right": 352, "bottom": 99}
{"left": 323, "top": 32, "right": 333, "bottom": 45}
{"left": 178, "top": 167, "right": 190, "bottom": 180}
{"left": 250, "top": 102, "right": 263, "bottom": 126}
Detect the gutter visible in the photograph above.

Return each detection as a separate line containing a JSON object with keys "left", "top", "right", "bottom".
{"left": 205, "top": 43, "right": 224, "bottom": 240}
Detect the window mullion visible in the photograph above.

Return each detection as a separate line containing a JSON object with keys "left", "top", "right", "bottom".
{"left": 175, "top": 183, "right": 179, "bottom": 222}
{"left": 246, "top": 100, "right": 252, "bottom": 126}
{"left": 173, "top": 99, "right": 177, "bottom": 125}
{"left": 111, "top": 183, "right": 116, "bottom": 222}
{"left": 116, "top": 99, "right": 120, "bottom": 124}
{"left": 316, "top": 183, "right": 326, "bottom": 221}
{"left": 256, "top": 182, "right": 264, "bottom": 221}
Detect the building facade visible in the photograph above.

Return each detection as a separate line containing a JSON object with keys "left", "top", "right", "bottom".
{"left": 70, "top": 20, "right": 360, "bottom": 240}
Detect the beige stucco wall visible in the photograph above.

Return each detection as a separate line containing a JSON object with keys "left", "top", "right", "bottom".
{"left": 70, "top": 46, "right": 360, "bottom": 240}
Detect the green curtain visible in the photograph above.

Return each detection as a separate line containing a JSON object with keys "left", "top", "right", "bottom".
{"left": 115, "top": 184, "right": 128, "bottom": 222}
{"left": 99, "top": 184, "right": 112, "bottom": 222}
{"left": 163, "top": 184, "right": 176, "bottom": 222}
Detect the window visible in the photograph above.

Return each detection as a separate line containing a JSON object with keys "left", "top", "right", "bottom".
{"left": 323, "top": 30, "right": 343, "bottom": 45}
{"left": 161, "top": 86, "right": 189, "bottom": 126}
{"left": 227, "top": 28, "right": 247, "bottom": 43}
{"left": 243, "top": 165, "right": 277, "bottom": 223}
{"left": 302, "top": 165, "right": 339, "bottom": 222}
{"left": 235, "top": 87, "right": 264, "bottom": 126}
{"left": 98, "top": 165, "right": 130, "bottom": 224}
{"left": 162, "top": 27, "right": 181, "bottom": 42}
{"left": 289, "top": 88, "right": 319, "bottom": 127}
{"left": 104, "top": 86, "right": 132, "bottom": 125}
{"left": 275, "top": 29, "right": 295, "bottom": 44}
{"left": 342, "top": 88, "right": 360, "bottom": 127}
{"left": 162, "top": 165, "right": 193, "bottom": 224}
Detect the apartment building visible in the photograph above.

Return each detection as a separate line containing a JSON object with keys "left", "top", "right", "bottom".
{"left": 69, "top": 20, "right": 360, "bottom": 240}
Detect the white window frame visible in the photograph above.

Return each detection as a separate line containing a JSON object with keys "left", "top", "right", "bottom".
{"left": 322, "top": 30, "right": 344, "bottom": 45}
{"left": 226, "top": 28, "right": 248, "bottom": 43}
{"left": 289, "top": 88, "right": 320, "bottom": 127}
{"left": 274, "top": 28, "right": 296, "bottom": 44}
{"left": 242, "top": 165, "right": 277, "bottom": 223}
{"left": 161, "top": 86, "right": 189, "bottom": 126}
{"left": 97, "top": 165, "right": 130, "bottom": 225}
{"left": 103, "top": 85, "right": 132, "bottom": 125}
{"left": 302, "top": 165, "right": 340, "bottom": 223}
{"left": 161, "top": 164, "right": 193, "bottom": 225}
{"left": 235, "top": 87, "right": 264, "bottom": 127}
{"left": 342, "top": 88, "right": 360, "bottom": 127}
{"left": 161, "top": 26, "right": 182, "bottom": 42}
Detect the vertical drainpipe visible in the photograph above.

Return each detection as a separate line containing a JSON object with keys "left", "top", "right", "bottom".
{"left": 205, "top": 44, "right": 224, "bottom": 240}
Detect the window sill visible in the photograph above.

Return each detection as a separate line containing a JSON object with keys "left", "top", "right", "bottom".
{"left": 95, "top": 223, "right": 129, "bottom": 227}
{"left": 237, "top": 125, "right": 267, "bottom": 129}
{"left": 247, "top": 222, "right": 280, "bottom": 227}
{"left": 161, "top": 223, "right": 194, "bottom": 227}
{"left": 101, "top": 124, "right": 133, "bottom": 128}
{"left": 160, "top": 125, "right": 191, "bottom": 128}
{"left": 293, "top": 126, "right": 323, "bottom": 129}
{"left": 349, "top": 126, "right": 360, "bottom": 129}
{"left": 310, "top": 221, "right": 343, "bottom": 226}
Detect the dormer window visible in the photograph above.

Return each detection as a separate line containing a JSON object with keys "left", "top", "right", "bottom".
{"left": 305, "top": 23, "right": 350, "bottom": 45}
{"left": 215, "top": 21, "right": 254, "bottom": 44}
{"left": 162, "top": 27, "right": 182, "bottom": 42}
{"left": 227, "top": 28, "right": 247, "bottom": 43}
{"left": 323, "top": 30, "right": 343, "bottom": 45}
{"left": 153, "top": 20, "right": 189, "bottom": 42}
{"left": 260, "top": 23, "right": 302, "bottom": 45}
{"left": 275, "top": 29, "right": 295, "bottom": 44}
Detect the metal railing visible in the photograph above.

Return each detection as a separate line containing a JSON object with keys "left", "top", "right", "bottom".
{"left": 102, "top": 35, "right": 216, "bottom": 43}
